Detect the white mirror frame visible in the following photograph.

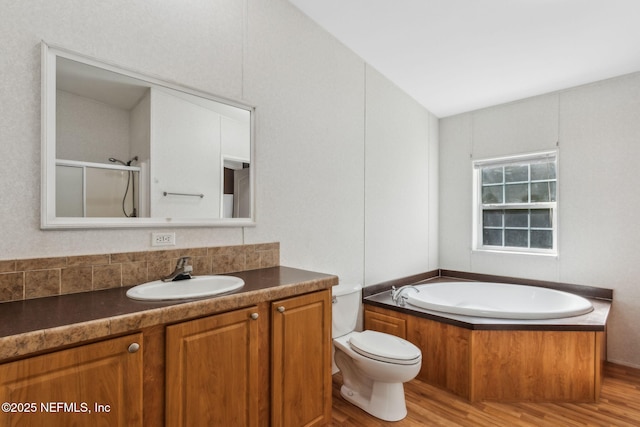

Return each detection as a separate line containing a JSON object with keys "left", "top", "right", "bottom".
{"left": 41, "top": 42, "right": 256, "bottom": 229}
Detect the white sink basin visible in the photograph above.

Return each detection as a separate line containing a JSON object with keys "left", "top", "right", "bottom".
{"left": 126, "top": 275, "right": 245, "bottom": 301}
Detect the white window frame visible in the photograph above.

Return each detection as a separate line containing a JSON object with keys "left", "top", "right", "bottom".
{"left": 472, "top": 150, "right": 558, "bottom": 255}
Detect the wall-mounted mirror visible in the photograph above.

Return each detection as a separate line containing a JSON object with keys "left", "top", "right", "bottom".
{"left": 41, "top": 42, "right": 255, "bottom": 229}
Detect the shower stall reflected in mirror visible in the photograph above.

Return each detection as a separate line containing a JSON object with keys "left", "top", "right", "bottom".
{"left": 56, "top": 159, "right": 143, "bottom": 218}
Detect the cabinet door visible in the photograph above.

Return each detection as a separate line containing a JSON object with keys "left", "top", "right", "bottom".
{"left": 165, "top": 306, "right": 260, "bottom": 427}
{"left": 272, "top": 290, "right": 331, "bottom": 427}
{"left": 0, "top": 333, "right": 143, "bottom": 427}
{"left": 364, "top": 306, "right": 408, "bottom": 339}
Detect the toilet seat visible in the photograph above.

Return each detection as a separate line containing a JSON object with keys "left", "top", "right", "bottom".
{"left": 348, "top": 331, "right": 421, "bottom": 365}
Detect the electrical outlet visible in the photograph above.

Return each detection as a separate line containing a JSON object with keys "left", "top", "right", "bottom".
{"left": 152, "top": 232, "right": 175, "bottom": 246}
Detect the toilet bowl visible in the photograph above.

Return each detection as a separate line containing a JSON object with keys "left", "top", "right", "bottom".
{"left": 332, "top": 284, "right": 422, "bottom": 422}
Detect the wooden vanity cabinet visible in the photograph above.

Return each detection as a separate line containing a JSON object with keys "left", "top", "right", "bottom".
{"left": 165, "top": 290, "right": 331, "bottom": 427}
{"left": 0, "top": 288, "right": 333, "bottom": 427}
{"left": 164, "top": 305, "right": 263, "bottom": 427}
{"left": 0, "top": 333, "right": 143, "bottom": 427}
{"left": 271, "top": 290, "right": 332, "bottom": 427}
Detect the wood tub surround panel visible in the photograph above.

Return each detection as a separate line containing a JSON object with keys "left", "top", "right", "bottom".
{"left": 362, "top": 308, "right": 408, "bottom": 339}
{"left": 596, "top": 329, "right": 607, "bottom": 398}
{"left": 364, "top": 305, "right": 471, "bottom": 397}
{"left": 410, "top": 317, "right": 471, "bottom": 399}
{"left": 470, "top": 330, "right": 602, "bottom": 402}
{"left": 363, "top": 305, "right": 606, "bottom": 403}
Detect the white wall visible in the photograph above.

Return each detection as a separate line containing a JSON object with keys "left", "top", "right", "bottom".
{"left": 0, "top": 1, "right": 437, "bottom": 290}
{"left": 364, "top": 67, "right": 437, "bottom": 285}
{"left": 440, "top": 73, "right": 640, "bottom": 368}
{"left": 57, "top": 90, "right": 131, "bottom": 163}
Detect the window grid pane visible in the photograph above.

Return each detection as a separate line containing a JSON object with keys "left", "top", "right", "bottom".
{"left": 481, "top": 163, "right": 556, "bottom": 206}
{"left": 479, "top": 156, "right": 556, "bottom": 252}
{"left": 481, "top": 209, "right": 553, "bottom": 249}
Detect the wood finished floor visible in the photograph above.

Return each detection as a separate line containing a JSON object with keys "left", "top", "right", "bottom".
{"left": 330, "top": 363, "right": 640, "bottom": 426}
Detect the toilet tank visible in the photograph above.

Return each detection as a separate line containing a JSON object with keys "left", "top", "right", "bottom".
{"left": 332, "top": 283, "right": 362, "bottom": 338}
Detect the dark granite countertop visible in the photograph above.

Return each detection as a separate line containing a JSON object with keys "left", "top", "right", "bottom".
{"left": 0, "top": 266, "right": 338, "bottom": 361}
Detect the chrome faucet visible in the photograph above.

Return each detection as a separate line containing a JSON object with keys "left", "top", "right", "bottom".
{"left": 162, "top": 256, "right": 193, "bottom": 282}
{"left": 391, "top": 285, "right": 419, "bottom": 307}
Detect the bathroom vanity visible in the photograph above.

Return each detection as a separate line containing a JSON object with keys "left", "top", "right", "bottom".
{"left": 0, "top": 266, "right": 336, "bottom": 427}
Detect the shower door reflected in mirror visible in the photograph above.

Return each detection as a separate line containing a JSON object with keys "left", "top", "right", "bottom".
{"left": 56, "top": 161, "right": 140, "bottom": 218}
{"left": 41, "top": 42, "right": 255, "bottom": 229}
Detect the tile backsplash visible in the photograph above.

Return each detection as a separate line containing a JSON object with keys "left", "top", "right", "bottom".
{"left": 0, "top": 242, "right": 279, "bottom": 302}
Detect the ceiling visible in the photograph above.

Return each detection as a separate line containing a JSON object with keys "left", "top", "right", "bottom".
{"left": 288, "top": 0, "right": 640, "bottom": 117}
{"left": 57, "top": 57, "right": 149, "bottom": 110}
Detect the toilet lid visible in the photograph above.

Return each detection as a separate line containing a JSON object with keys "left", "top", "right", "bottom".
{"left": 349, "top": 330, "right": 421, "bottom": 365}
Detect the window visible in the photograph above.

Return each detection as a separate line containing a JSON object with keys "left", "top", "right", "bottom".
{"left": 473, "top": 151, "right": 557, "bottom": 254}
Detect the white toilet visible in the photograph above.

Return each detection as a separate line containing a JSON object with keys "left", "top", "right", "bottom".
{"left": 332, "top": 283, "right": 422, "bottom": 422}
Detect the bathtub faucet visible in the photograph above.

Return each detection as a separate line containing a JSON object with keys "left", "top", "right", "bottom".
{"left": 391, "top": 285, "right": 420, "bottom": 307}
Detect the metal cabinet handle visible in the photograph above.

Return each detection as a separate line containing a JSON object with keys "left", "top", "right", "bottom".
{"left": 250, "top": 312, "right": 259, "bottom": 320}
{"left": 128, "top": 343, "right": 140, "bottom": 353}
{"left": 277, "top": 306, "right": 285, "bottom": 313}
